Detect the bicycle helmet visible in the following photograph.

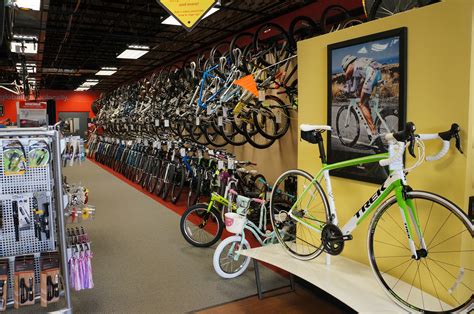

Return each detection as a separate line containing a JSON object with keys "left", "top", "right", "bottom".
{"left": 341, "top": 55, "right": 357, "bottom": 71}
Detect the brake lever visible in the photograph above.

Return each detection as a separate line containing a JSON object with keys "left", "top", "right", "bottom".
{"left": 408, "top": 135, "right": 416, "bottom": 158}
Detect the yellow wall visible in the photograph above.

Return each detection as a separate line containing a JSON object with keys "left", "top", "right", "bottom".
{"left": 298, "top": 0, "right": 473, "bottom": 265}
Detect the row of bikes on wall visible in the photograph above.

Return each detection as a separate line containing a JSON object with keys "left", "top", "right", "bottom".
{"left": 86, "top": 2, "right": 469, "bottom": 313}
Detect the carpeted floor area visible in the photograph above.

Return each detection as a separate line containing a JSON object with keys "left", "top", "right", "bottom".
{"left": 41, "top": 159, "right": 286, "bottom": 313}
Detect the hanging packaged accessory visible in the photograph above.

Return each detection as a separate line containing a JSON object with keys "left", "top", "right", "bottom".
{"left": 40, "top": 253, "right": 61, "bottom": 307}
{"left": 14, "top": 255, "right": 35, "bottom": 308}
{"left": 11, "top": 196, "right": 32, "bottom": 242}
{"left": 2, "top": 140, "right": 26, "bottom": 176}
{"left": 33, "top": 193, "right": 51, "bottom": 240}
{"left": 28, "top": 140, "right": 51, "bottom": 168}
{"left": 0, "top": 260, "right": 8, "bottom": 311}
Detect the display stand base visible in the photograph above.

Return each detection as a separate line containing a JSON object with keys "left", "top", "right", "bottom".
{"left": 240, "top": 244, "right": 404, "bottom": 312}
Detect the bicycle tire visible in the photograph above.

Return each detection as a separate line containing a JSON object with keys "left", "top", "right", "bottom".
{"left": 336, "top": 104, "right": 360, "bottom": 147}
{"left": 270, "top": 169, "right": 330, "bottom": 260}
{"left": 213, "top": 235, "right": 251, "bottom": 279}
{"left": 253, "top": 22, "right": 292, "bottom": 67}
{"left": 288, "top": 16, "right": 321, "bottom": 49}
{"left": 321, "top": 5, "right": 351, "bottom": 34}
{"left": 253, "top": 95, "right": 291, "bottom": 140}
{"left": 243, "top": 121, "right": 276, "bottom": 149}
{"left": 369, "top": 0, "right": 423, "bottom": 20}
{"left": 180, "top": 204, "right": 224, "bottom": 247}
{"left": 368, "top": 191, "right": 473, "bottom": 313}
{"left": 171, "top": 165, "right": 186, "bottom": 204}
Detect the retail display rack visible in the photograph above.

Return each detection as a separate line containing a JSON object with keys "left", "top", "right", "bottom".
{"left": 0, "top": 127, "right": 71, "bottom": 312}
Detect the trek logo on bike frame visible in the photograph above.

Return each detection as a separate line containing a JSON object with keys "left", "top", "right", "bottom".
{"left": 355, "top": 185, "right": 387, "bottom": 219}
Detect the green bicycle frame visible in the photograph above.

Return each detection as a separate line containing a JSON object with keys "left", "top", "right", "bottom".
{"left": 289, "top": 152, "right": 426, "bottom": 257}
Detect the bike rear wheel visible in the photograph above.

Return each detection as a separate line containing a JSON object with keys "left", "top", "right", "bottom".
{"left": 368, "top": 191, "right": 473, "bottom": 313}
{"left": 270, "top": 169, "right": 330, "bottom": 260}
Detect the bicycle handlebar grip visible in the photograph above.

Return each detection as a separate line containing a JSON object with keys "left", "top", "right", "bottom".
{"left": 379, "top": 158, "right": 393, "bottom": 167}
{"left": 426, "top": 141, "right": 450, "bottom": 161}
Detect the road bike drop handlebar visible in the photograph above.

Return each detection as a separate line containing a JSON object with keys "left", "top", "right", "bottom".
{"left": 380, "top": 122, "right": 463, "bottom": 168}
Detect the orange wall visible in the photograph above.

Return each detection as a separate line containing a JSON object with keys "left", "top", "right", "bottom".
{"left": 0, "top": 89, "right": 100, "bottom": 122}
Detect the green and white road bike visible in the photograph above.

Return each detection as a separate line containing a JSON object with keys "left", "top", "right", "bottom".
{"left": 270, "top": 122, "right": 472, "bottom": 313}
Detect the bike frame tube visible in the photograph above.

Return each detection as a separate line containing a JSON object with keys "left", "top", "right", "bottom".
{"left": 289, "top": 153, "right": 389, "bottom": 232}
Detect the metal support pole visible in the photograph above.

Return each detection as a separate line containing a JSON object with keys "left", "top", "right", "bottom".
{"left": 52, "top": 130, "right": 73, "bottom": 313}
{"left": 253, "top": 259, "right": 263, "bottom": 300}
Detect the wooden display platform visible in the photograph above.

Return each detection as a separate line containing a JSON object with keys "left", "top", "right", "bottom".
{"left": 240, "top": 244, "right": 404, "bottom": 313}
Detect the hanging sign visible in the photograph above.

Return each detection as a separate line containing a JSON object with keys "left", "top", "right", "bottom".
{"left": 17, "top": 100, "right": 47, "bottom": 127}
{"left": 157, "top": 0, "right": 218, "bottom": 32}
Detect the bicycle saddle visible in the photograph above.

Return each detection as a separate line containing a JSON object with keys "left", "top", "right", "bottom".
{"left": 300, "top": 124, "right": 332, "bottom": 132}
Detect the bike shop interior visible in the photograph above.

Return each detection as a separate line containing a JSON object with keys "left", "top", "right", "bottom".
{"left": 0, "top": 0, "right": 472, "bottom": 313}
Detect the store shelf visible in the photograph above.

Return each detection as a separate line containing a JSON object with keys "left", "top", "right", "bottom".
{"left": 240, "top": 244, "right": 404, "bottom": 313}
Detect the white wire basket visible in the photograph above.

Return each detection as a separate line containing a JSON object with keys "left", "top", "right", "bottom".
{"left": 224, "top": 213, "right": 246, "bottom": 234}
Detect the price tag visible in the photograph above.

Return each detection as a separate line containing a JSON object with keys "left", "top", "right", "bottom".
{"left": 218, "top": 160, "right": 224, "bottom": 170}
{"left": 258, "top": 90, "right": 266, "bottom": 101}
{"left": 167, "top": 141, "right": 172, "bottom": 150}
{"left": 208, "top": 149, "right": 214, "bottom": 156}
{"left": 153, "top": 141, "right": 158, "bottom": 148}
{"left": 223, "top": 107, "right": 228, "bottom": 118}
{"left": 276, "top": 111, "right": 282, "bottom": 124}
{"left": 198, "top": 150, "right": 203, "bottom": 159}
{"left": 157, "top": 142, "right": 162, "bottom": 150}
{"left": 228, "top": 158, "right": 235, "bottom": 170}
{"left": 266, "top": 191, "right": 271, "bottom": 200}
{"left": 121, "top": 140, "right": 125, "bottom": 145}
{"left": 180, "top": 148, "right": 186, "bottom": 157}
{"left": 164, "top": 120, "right": 170, "bottom": 127}
{"left": 155, "top": 119, "right": 160, "bottom": 127}
{"left": 207, "top": 106, "right": 212, "bottom": 115}
{"left": 137, "top": 138, "right": 142, "bottom": 144}
{"left": 144, "top": 139, "right": 149, "bottom": 146}
{"left": 116, "top": 139, "right": 120, "bottom": 144}
{"left": 218, "top": 116, "right": 223, "bottom": 127}
{"left": 196, "top": 117, "right": 200, "bottom": 126}
{"left": 176, "top": 108, "right": 180, "bottom": 115}
{"left": 124, "top": 125, "right": 128, "bottom": 131}
{"left": 130, "top": 124, "right": 134, "bottom": 130}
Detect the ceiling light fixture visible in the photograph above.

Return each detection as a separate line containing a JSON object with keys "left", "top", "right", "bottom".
{"left": 161, "top": 7, "right": 219, "bottom": 26}
{"left": 117, "top": 45, "right": 149, "bottom": 59}
{"left": 75, "top": 87, "right": 90, "bottom": 91}
{"left": 15, "top": 0, "right": 41, "bottom": 11}
{"left": 10, "top": 41, "right": 38, "bottom": 54}
{"left": 96, "top": 67, "right": 117, "bottom": 76}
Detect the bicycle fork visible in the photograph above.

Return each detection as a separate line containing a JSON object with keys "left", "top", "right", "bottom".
{"left": 395, "top": 186, "right": 427, "bottom": 260}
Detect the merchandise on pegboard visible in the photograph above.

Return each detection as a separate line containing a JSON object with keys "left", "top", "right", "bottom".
{"left": 0, "top": 127, "right": 72, "bottom": 312}
{"left": 66, "top": 227, "right": 94, "bottom": 291}
{"left": 62, "top": 136, "right": 85, "bottom": 167}
{"left": 63, "top": 179, "right": 96, "bottom": 224}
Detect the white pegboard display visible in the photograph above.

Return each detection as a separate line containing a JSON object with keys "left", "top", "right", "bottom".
{"left": 0, "top": 137, "right": 57, "bottom": 304}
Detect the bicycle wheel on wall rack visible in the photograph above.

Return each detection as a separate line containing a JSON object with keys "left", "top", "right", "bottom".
{"left": 253, "top": 95, "right": 291, "bottom": 140}
{"left": 368, "top": 191, "right": 473, "bottom": 313}
{"left": 270, "top": 169, "right": 330, "bottom": 260}
{"left": 321, "top": 5, "right": 351, "bottom": 33}
{"left": 366, "top": 0, "right": 438, "bottom": 20}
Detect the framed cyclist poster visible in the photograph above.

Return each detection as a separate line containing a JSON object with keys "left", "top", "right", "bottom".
{"left": 327, "top": 27, "right": 407, "bottom": 184}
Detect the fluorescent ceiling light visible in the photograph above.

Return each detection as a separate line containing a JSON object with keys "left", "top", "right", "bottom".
{"left": 96, "top": 67, "right": 117, "bottom": 76}
{"left": 10, "top": 41, "right": 38, "bottom": 54}
{"left": 75, "top": 87, "right": 89, "bottom": 91}
{"left": 13, "top": 34, "right": 37, "bottom": 41}
{"left": 16, "top": 63, "right": 36, "bottom": 73}
{"left": 117, "top": 45, "right": 149, "bottom": 59}
{"left": 15, "top": 0, "right": 41, "bottom": 10}
{"left": 162, "top": 7, "right": 219, "bottom": 26}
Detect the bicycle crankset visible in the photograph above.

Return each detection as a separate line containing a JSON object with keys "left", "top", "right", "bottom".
{"left": 321, "top": 224, "right": 352, "bottom": 255}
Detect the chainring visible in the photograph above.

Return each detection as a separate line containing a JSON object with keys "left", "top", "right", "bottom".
{"left": 321, "top": 223, "right": 345, "bottom": 255}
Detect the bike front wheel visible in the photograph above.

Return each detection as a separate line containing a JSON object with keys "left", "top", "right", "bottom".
{"left": 180, "top": 204, "right": 224, "bottom": 247}
{"left": 270, "top": 169, "right": 330, "bottom": 260}
{"left": 368, "top": 191, "right": 473, "bottom": 313}
{"left": 213, "top": 235, "right": 251, "bottom": 279}
{"left": 336, "top": 105, "right": 360, "bottom": 147}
